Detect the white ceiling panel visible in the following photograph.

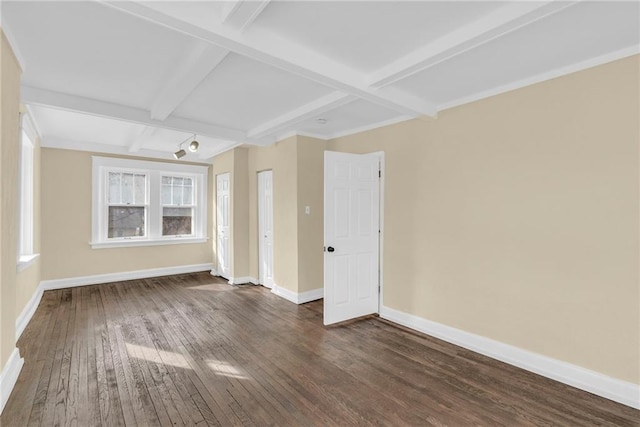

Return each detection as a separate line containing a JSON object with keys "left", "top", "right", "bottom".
{"left": 30, "top": 106, "right": 145, "bottom": 148}
{"left": 250, "top": 1, "right": 506, "bottom": 73}
{"left": 2, "top": 0, "right": 199, "bottom": 110}
{"left": 394, "top": 1, "right": 640, "bottom": 108}
{"left": 173, "top": 53, "right": 334, "bottom": 131}
{"left": 292, "top": 99, "right": 404, "bottom": 138}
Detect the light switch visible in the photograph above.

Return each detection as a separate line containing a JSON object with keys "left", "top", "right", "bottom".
{"left": 305, "top": 206, "right": 311, "bottom": 214}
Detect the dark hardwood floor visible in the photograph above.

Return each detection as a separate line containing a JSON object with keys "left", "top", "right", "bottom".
{"left": 1, "top": 272, "right": 638, "bottom": 426}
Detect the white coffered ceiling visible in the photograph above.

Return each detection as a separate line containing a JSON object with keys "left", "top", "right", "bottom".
{"left": 2, "top": 1, "right": 638, "bottom": 162}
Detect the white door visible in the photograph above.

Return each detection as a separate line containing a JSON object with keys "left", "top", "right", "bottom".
{"left": 324, "top": 151, "right": 380, "bottom": 325}
{"left": 258, "top": 171, "right": 274, "bottom": 288}
{"left": 216, "top": 173, "right": 231, "bottom": 279}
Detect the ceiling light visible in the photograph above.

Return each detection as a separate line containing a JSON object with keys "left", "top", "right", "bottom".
{"left": 316, "top": 118, "right": 327, "bottom": 125}
{"left": 173, "top": 133, "right": 199, "bottom": 159}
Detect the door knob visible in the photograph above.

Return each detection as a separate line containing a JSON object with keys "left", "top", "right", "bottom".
{"left": 327, "top": 246, "right": 335, "bottom": 252}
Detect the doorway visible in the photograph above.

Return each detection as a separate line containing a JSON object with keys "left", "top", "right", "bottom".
{"left": 258, "top": 170, "right": 274, "bottom": 288}
{"left": 323, "top": 151, "right": 383, "bottom": 325}
{"left": 216, "top": 172, "right": 231, "bottom": 279}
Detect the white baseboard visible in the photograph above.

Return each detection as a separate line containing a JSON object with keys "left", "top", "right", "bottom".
{"left": 298, "top": 288, "right": 323, "bottom": 304}
{"left": 15, "top": 285, "right": 44, "bottom": 340}
{"left": 228, "top": 276, "right": 256, "bottom": 285}
{"left": 380, "top": 305, "right": 640, "bottom": 410}
{"left": 40, "top": 263, "right": 214, "bottom": 291}
{"left": 16, "top": 263, "right": 214, "bottom": 340}
{"left": 0, "top": 348, "right": 24, "bottom": 415}
{"left": 271, "top": 284, "right": 323, "bottom": 304}
{"left": 209, "top": 269, "right": 218, "bottom": 276}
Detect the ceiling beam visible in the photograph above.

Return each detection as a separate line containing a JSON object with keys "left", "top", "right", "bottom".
{"left": 221, "top": 0, "right": 271, "bottom": 31}
{"left": 99, "top": 1, "right": 437, "bottom": 118}
{"left": 247, "top": 91, "right": 355, "bottom": 139}
{"left": 128, "top": 126, "right": 156, "bottom": 152}
{"left": 150, "top": 41, "right": 229, "bottom": 121}
{"left": 22, "top": 85, "right": 247, "bottom": 142}
{"left": 367, "top": 1, "right": 579, "bottom": 89}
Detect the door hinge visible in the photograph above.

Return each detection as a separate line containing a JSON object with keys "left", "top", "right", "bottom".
{"left": 378, "top": 170, "right": 381, "bottom": 178}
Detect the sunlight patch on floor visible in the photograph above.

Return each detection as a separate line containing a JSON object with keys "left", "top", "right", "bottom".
{"left": 125, "top": 342, "right": 191, "bottom": 369}
{"left": 206, "top": 359, "right": 249, "bottom": 380}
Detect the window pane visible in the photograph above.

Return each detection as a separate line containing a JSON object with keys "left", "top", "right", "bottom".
{"left": 162, "top": 207, "right": 192, "bottom": 236}
{"left": 134, "top": 174, "right": 146, "bottom": 204}
{"left": 162, "top": 176, "right": 171, "bottom": 185}
{"left": 172, "top": 184, "right": 182, "bottom": 205}
{"left": 182, "top": 185, "right": 193, "bottom": 205}
{"left": 108, "top": 206, "right": 145, "bottom": 238}
{"left": 162, "top": 184, "right": 172, "bottom": 205}
{"left": 121, "top": 173, "right": 134, "bottom": 204}
{"left": 108, "top": 173, "right": 121, "bottom": 204}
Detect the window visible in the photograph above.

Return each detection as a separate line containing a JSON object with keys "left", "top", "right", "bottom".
{"left": 92, "top": 157, "right": 208, "bottom": 248}
{"left": 17, "top": 113, "right": 39, "bottom": 272}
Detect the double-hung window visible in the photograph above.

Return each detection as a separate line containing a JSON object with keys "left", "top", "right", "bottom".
{"left": 17, "top": 112, "right": 39, "bottom": 271}
{"left": 92, "top": 156, "right": 208, "bottom": 248}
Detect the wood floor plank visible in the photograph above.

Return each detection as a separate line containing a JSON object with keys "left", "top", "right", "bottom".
{"left": 2, "top": 272, "right": 638, "bottom": 427}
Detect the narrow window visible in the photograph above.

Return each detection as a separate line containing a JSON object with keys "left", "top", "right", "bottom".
{"left": 161, "top": 176, "right": 195, "bottom": 236}
{"left": 19, "top": 116, "right": 35, "bottom": 257}
{"left": 107, "top": 172, "right": 147, "bottom": 238}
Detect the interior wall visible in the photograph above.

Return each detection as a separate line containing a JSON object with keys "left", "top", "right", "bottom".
{"left": 0, "top": 30, "right": 22, "bottom": 368}
{"left": 296, "top": 136, "right": 326, "bottom": 293}
{"left": 232, "top": 147, "right": 250, "bottom": 279}
{"left": 40, "top": 148, "right": 214, "bottom": 280}
{"left": 328, "top": 55, "right": 640, "bottom": 384}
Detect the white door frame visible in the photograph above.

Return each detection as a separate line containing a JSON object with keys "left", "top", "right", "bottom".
{"left": 323, "top": 150, "right": 385, "bottom": 323}
{"left": 216, "top": 172, "right": 231, "bottom": 279}
{"left": 258, "top": 170, "right": 274, "bottom": 288}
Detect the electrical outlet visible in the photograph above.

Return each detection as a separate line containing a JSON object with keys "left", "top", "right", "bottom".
{"left": 305, "top": 206, "right": 310, "bottom": 214}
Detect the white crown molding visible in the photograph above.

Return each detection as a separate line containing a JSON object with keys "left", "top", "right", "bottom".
{"left": 99, "top": 1, "right": 437, "bottom": 118}
{"left": 275, "top": 130, "right": 328, "bottom": 142}
{"left": 368, "top": 1, "right": 577, "bottom": 88}
{"left": 41, "top": 135, "right": 214, "bottom": 164}
{"left": 380, "top": 304, "right": 640, "bottom": 410}
{"left": 437, "top": 45, "right": 640, "bottom": 112}
{"left": 150, "top": 41, "right": 229, "bottom": 121}
{"left": 1, "top": 21, "right": 27, "bottom": 71}
{"left": 0, "top": 348, "right": 24, "bottom": 416}
{"left": 247, "top": 91, "right": 355, "bottom": 139}
{"left": 327, "top": 115, "right": 414, "bottom": 140}
{"left": 22, "top": 85, "right": 247, "bottom": 142}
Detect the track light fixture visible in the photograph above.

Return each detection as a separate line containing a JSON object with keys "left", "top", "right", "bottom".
{"left": 173, "top": 134, "right": 199, "bottom": 159}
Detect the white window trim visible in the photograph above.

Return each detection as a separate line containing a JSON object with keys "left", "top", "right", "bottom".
{"left": 91, "top": 156, "right": 209, "bottom": 249}
{"left": 17, "top": 112, "right": 39, "bottom": 272}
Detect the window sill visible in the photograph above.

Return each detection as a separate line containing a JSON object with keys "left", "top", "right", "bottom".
{"left": 90, "top": 237, "right": 209, "bottom": 249}
{"left": 17, "top": 253, "right": 40, "bottom": 272}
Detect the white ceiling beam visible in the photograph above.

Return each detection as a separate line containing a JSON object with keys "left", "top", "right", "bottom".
{"left": 99, "top": 1, "right": 437, "bottom": 118}
{"left": 367, "top": 1, "right": 579, "bottom": 89}
{"left": 128, "top": 126, "right": 156, "bottom": 153}
{"left": 247, "top": 91, "right": 355, "bottom": 139}
{"left": 22, "top": 86, "right": 247, "bottom": 142}
{"left": 150, "top": 41, "right": 229, "bottom": 121}
{"left": 222, "top": 0, "right": 271, "bottom": 31}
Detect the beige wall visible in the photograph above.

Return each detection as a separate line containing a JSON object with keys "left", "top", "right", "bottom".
{"left": 40, "top": 148, "right": 213, "bottom": 280}
{"left": 329, "top": 55, "right": 640, "bottom": 384}
{"left": 232, "top": 147, "right": 250, "bottom": 278}
{"left": 0, "top": 30, "right": 22, "bottom": 368}
{"left": 296, "top": 136, "right": 326, "bottom": 293}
